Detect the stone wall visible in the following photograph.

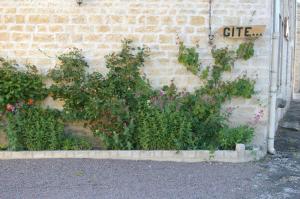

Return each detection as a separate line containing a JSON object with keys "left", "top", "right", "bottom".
{"left": 0, "top": 0, "right": 273, "bottom": 149}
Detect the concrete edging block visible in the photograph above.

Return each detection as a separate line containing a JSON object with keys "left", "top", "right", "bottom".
{"left": 0, "top": 144, "right": 266, "bottom": 163}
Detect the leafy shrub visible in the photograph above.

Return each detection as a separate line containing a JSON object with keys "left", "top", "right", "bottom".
{"left": 48, "top": 40, "right": 257, "bottom": 150}
{"left": 49, "top": 40, "right": 153, "bottom": 150}
{"left": 50, "top": 49, "right": 88, "bottom": 83}
{"left": 6, "top": 105, "right": 92, "bottom": 151}
{"left": 62, "top": 136, "right": 92, "bottom": 150}
{"left": 92, "top": 41, "right": 153, "bottom": 149}
{"left": 217, "top": 126, "right": 254, "bottom": 150}
{"left": 137, "top": 103, "right": 194, "bottom": 150}
{"left": 179, "top": 91, "right": 227, "bottom": 149}
{"left": 6, "top": 105, "right": 64, "bottom": 151}
{"left": 96, "top": 119, "right": 136, "bottom": 150}
{"left": 49, "top": 49, "right": 92, "bottom": 120}
{"left": 1, "top": 40, "right": 257, "bottom": 151}
{"left": 0, "top": 58, "right": 47, "bottom": 111}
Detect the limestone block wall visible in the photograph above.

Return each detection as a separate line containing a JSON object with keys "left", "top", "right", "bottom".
{"left": 0, "top": 0, "right": 273, "bottom": 149}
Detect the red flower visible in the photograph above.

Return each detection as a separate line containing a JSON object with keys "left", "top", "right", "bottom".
{"left": 27, "top": 99, "right": 34, "bottom": 105}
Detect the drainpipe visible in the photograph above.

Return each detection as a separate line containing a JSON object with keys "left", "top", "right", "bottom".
{"left": 292, "top": 0, "right": 297, "bottom": 95}
{"left": 267, "top": 0, "right": 280, "bottom": 155}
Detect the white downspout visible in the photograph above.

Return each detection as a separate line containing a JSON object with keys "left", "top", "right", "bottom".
{"left": 268, "top": 0, "right": 280, "bottom": 154}
{"left": 292, "top": 0, "right": 297, "bottom": 95}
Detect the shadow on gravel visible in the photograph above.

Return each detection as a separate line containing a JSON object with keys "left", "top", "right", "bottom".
{"left": 254, "top": 101, "right": 300, "bottom": 199}
{"left": 256, "top": 152, "right": 300, "bottom": 199}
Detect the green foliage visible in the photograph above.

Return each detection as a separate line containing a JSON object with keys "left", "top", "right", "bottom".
{"left": 218, "top": 126, "right": 254, "bottom": 150}
{"left": 0, "top": 58, "right": 47, "bottom": 111}
{"left": 6, "top": 105, "right": 64, "bottom": 151}
{"left": 212, "top": 47, "right": 235, "bottom": 72}
{"left": 96, "top": 119, "right": 136, "bottom": 150}
{"left": 178, "top": 42, "right": 200, "bottom": 75}
{"left": 92, "top": 40, "right": 153, "bottom": 149}
{"left": 6, "top": 105, "right": 92, "bottom": 151}
{"left": 138, "top": 102, "right": 194, "bottom": 150}
{"left": 48, "top": 49, "right": 91, "bottom": 120}
{"left": 1, "top": 40, "right": 257, "bottom": 151}
{"left": 48, "top": 40, "right": 256, "bottom": 150}
{"left": 198, "top": 42, "right": 255, "bottom": 87}
{"left": 224, "top": 75, "right": 255, "bottom": 99}
{"left": 62, "top": 136, "right": 92, "bottom": 150}
{"left": 178, "top": 91, "right": 226, "bottom": 149}
{"left": 176, "top": 42, "right": 256, "bottom": 149}
{"left": 103, "top": 39, "right": 153, "bottom": 111}
{"left": 236, "top": 42, "right": 254, "bottom": 60}
{"left": 50, "top": 49, "right": 88, "bottom": 83}
{"left": 200, "top": 68, "right": 210, "bottom": 80}
{"left": 49, "top": 40, "right": 153, "bottom": 150}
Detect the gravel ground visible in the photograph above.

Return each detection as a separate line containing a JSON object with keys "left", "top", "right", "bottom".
{"left": 0, "top": 154, "right": 299, "bottom": 199}
{"left": 0, "top": 158, "right": 262, "bottom": 199}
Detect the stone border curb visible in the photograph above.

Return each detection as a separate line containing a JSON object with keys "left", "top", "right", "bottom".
{"left": 0, "top": 144, "right": 265, "bottom": 163}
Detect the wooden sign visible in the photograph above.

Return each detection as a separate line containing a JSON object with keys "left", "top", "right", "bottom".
{"left": 218, "top": 25, "right": 266, "bottom": 39}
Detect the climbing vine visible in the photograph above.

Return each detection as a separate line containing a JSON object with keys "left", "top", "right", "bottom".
{"left": 176, "top": 41, "right": 256, "bottom": 149}
{"left": 178, "top": 42, "right": 201, "bottom": 75}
